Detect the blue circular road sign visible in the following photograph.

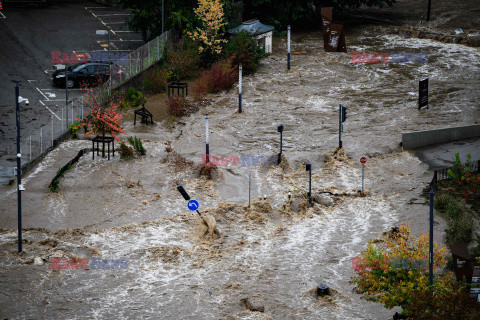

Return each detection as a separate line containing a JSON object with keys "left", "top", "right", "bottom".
{"left": 187, "top": 200, "right": 199, "bottom": 211}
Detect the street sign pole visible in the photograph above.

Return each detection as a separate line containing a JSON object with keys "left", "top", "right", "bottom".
{"left": 360, "top": 157, "right": 367, "bottom": 192}
{"left": 362, "top": 164, "right": 364, "bottom": 192}
{"left": 177, "top": 184, "right": 209, "bottom": 228}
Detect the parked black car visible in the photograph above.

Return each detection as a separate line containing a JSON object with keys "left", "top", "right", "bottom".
{"left": 52, "top": 62, "right": 110, "bottom": 88}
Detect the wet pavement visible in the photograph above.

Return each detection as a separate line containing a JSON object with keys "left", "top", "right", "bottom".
{"left": 1, "top": 1, "right": 480, "bottom": 319}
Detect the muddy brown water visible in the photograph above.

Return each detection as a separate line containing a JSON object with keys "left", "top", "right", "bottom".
{"left": 1, "top": 12, "right": 480, "bottom": 320}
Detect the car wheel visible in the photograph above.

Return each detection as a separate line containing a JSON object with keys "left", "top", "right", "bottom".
{"left": 66, "top": 79, "right": 75, "bottom": 88}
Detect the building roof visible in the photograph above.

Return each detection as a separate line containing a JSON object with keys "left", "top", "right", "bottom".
{"left": 228, "top": 19, "right": 274, "bottom": 36}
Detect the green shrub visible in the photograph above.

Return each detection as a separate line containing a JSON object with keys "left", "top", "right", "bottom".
{"left": 69, "top": 122, "right": 81, "bottom": 133}
{"left": 225, "top": 30, "right": 265, "bottom": 74}
{"left": 166, "top": 37, "right": 200, "bottom": 81}
{"left": 444, "top": 212, "right": 474, "bottom": 247}
{"left": 434, "top": 193, "right": 455, "bottom": 213}
{"left": 444, "top": 201, "right": 465, "bottom": 221}
{"left": 144, "top": 65, "right": 168, "bottom": 94}
{"left": 128, "top": 136, "right": 146, "bottom": 156}
{"left": 121, "top": 87, "right": 143, "bottom": 109}
{"left": 447, "top": 152, "right": 471, "bottom": 180}
{"left": 119, "top": 143, "right": 134, "bottom": 159}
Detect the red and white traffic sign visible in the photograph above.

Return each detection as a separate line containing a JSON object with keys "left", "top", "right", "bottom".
{"left": 360, "top": 157, "right": 367, "bottom": 164}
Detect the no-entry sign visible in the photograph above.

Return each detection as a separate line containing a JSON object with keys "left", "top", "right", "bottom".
{"left": 360, "top": 157, "right": 367, "bottom": 164}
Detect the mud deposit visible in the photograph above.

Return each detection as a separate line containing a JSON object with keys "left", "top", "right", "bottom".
{"left": 1, "top": 8, "right": 479, "bottom": 320}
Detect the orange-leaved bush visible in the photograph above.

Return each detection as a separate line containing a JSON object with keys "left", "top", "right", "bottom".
{"left": 350, "top": 223, "right": 448, "bottom": 314}
{"left": 192, "top": 59, "right": 237, "bottom": 98}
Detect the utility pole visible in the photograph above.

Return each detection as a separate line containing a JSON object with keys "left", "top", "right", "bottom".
{"left": 15, "top": 85, "right": 26, "bottom": 253}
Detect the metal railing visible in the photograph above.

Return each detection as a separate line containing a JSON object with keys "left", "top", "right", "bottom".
{"left": 431, "top": 160, "right": 480, "bottom": 186}
{"left": 0, "top": 31, "right": 172, "bottom": 184}
{"left": 90, "top": 30, "right": 171, "bottom": 106}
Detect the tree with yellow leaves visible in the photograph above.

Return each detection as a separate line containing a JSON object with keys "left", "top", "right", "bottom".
{"left": 350, "top": 223, "right": 449, "bottom": 315}
{"left": 188, "top": 0, "right": 227, "bottom": 59}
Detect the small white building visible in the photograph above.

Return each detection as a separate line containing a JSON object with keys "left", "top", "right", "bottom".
{"left": 228, "top": 19, "right": 275, "bottom": 54}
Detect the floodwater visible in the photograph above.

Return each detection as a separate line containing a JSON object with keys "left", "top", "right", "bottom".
{"left": 1, "top": 17, "right": 479, "bottom": 320}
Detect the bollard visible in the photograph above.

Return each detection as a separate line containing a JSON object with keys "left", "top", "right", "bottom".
{"left": 205, "top": 114, "right": 209, "bottom": 164}
{"left": 248, "top": 172, "right": 251, "bottom": 208}
{"left": 238, "top": 64, "right": 242, "bottom": 113}
{"left": 287, "top": 25, "right": 291, "bottom": 70}
{"left": 306, "top": 164, "right": 312, "bottom": 206}
{"left": 51, "top": 115, "right": 54, "bottom": 146}
{"left": 277, "top": 124, "right": 284, "bottom": 164}
{"left": 316, "top": 284, "right": 329, "bottom": 296}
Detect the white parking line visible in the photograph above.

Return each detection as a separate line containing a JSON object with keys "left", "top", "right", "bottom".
{"left": 113, "top": 31, "right": 134, "bottom": 33}
{"left": 36, "top": 87, "right": 49, "bottom": 101}
{"left": 0, "top": 12, "right": 6, "bottom": 19}
{"left": 102, "top": 22, "right": 125, "bottom": 24}
{"left": 111, "top": 39, "right": 143, "bottom": 42}
{"left": 96, "top": 14, "right": 130, "bottom": 17}
{"left": 39, "top": 101, "right": 61, "bottom": 120}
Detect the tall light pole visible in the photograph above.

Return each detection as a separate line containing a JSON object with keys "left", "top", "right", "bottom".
{"left": 15, "top": 85, "right": 28, "bottom": 253}
{"left": 162, "top": 0, "right": 165, "bottom": 34}
{"left": 96, "top": 30, "right": 111, "bottom": 95}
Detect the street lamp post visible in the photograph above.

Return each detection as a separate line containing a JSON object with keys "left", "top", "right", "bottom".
{"left": 96, "top": 30, "right": 111, "bottom": 95}
{"left": 15, "top": 85, "right": 28, "bottom": 253}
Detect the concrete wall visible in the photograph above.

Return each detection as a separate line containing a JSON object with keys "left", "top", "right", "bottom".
{"left": 402, "top": 125, "right": 480, "bottom": 150}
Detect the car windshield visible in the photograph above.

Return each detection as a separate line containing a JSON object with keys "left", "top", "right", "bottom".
{"left": 69, "top": 63, "right": 87, "bottom": 72}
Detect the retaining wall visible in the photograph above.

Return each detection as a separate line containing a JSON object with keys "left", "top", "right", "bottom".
{"left": 402, "top": 124, "right": 480, "bottom": 150}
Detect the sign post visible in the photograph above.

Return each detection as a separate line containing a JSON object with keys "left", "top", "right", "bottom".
{"left": 360, "top": 157, "right": 367, "bottom": 192}
{"left": 177, "top": 184, "right": 209, "bottom": 228}
{"left": 419, "top": 78, "right": 428, "bottom": 109}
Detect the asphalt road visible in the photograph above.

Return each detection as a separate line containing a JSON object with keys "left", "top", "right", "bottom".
{"left": 413, "top": 137, "right": 480, "bottom": 170}
{"left": 0, "top": 1, "right": 144, "bottom": 178}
